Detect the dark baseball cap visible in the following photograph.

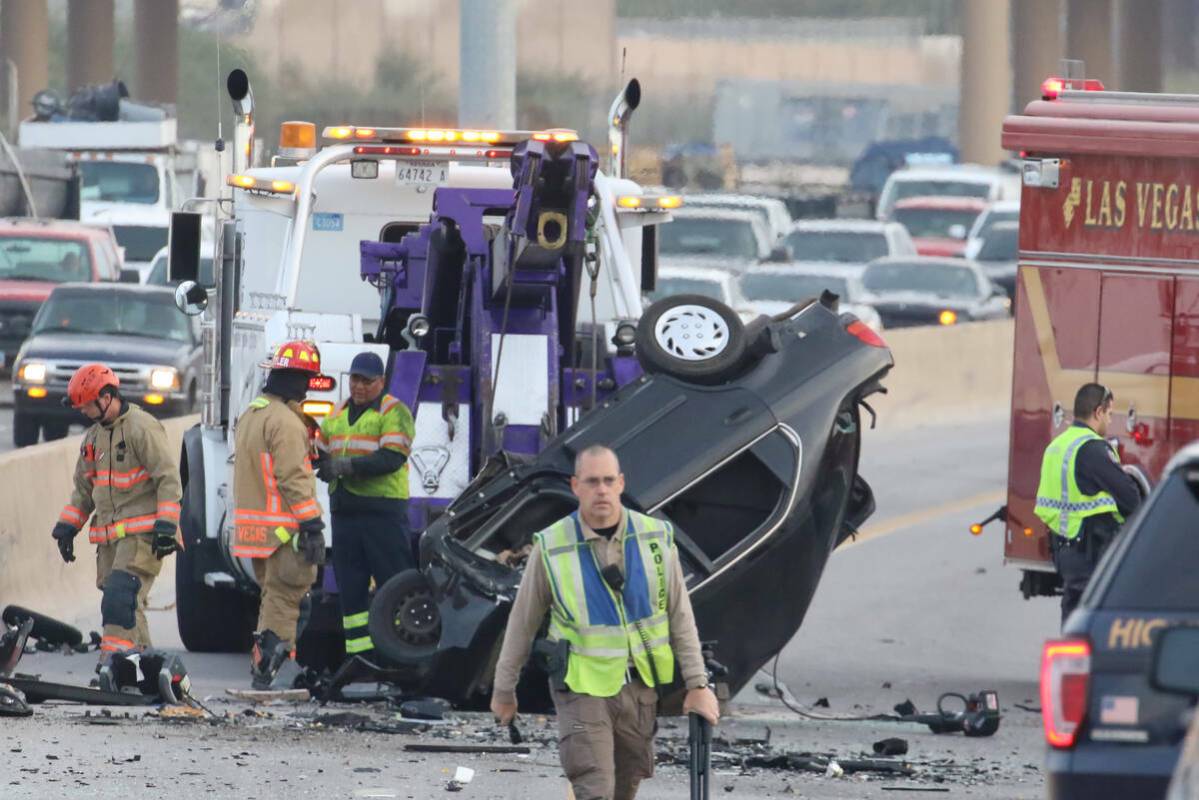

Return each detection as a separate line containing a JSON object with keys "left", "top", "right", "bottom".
{"left": 349, "top": 352, "right": 385, "bottom": 378}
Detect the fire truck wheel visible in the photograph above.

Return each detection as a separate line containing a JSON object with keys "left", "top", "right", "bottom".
{"left": 369, "top": 569, "right": 442, "bottom": 667}
{"left": 635, "top": 295, "right": 748, "bottom": 385}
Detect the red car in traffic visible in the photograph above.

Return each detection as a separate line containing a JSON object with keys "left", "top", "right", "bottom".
{"left": 890, "top": 196, "right": 987, "bottom": 257}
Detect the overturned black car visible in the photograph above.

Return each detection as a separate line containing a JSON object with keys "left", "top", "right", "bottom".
{"left": 365, "top": 293, "right": 894, "bottom": 709}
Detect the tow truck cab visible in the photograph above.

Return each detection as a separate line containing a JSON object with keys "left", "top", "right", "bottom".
{"left": 999, "top": 72, "right": 1199, "bottom": 596}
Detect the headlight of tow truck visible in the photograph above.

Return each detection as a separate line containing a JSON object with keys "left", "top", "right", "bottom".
{"left": 150, "top": 367, "right": 179, "bottom": 391}
{"left": 18, "top": 362, "right": 47, "bottom": 383}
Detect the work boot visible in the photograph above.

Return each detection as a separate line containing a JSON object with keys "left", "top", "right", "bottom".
{"left": 250, "top": 630, "right": 290, "bottom": 690}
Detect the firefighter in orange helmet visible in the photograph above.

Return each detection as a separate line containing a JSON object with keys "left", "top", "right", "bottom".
{"left": 52, "top": 364, "right": 183, "bottom": 663}
{"left": 233, "top": 340, "right": 326, "bottom": 689}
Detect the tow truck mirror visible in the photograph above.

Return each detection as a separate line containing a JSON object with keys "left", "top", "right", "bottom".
{"left": 1151, "top": 626, "right": 1199, "bottom": 696}
{"left": 641, "top": 224, "right": 658, "bottom": 292}
{"left": 174, "top": 281, "right": 208, "bottom": 317}
{"left": 169, "top": 211, "right": 203, "bottom": 285}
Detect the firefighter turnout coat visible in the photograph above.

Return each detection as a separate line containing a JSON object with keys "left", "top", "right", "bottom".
{"left": 58, "top": 404, "right": 182, "bottom": 543}
{"left": 232, "top": 394, "right": 323, "bottom": 558}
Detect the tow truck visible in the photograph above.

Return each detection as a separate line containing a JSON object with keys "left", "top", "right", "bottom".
{"left": 982, "top": 65, "right": 1197, "bottom": 597}
{"left": 168, "top": 73, "right": 674, "bottom": 656}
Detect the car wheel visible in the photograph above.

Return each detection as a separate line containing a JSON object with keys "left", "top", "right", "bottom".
{"left": 368, "top": 569, "right": 442, "bottom": 667}
{"left": 42, "top": 420, "right": 70, "bottom": 441}
{"left": 12, "top": 413, "right": 38, "bottom": 448}
{"left": 634, "top": 294, "right": 748, "bottom": 385}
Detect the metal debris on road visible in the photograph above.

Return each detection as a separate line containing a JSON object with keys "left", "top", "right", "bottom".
{"left": 873, "top": 738, "right": 909, "bottom": 756}
{"left": 405, "top": 743, "right": 532, "bottom": 755}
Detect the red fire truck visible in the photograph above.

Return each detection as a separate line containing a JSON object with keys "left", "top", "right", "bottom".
{"left": 991, "top": 74, "right": 1199, "bottom": 598}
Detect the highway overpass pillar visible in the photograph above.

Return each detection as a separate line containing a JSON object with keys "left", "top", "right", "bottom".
{"left": 0, "top": 0, "right": 49, "bottom": 125}
{"left": 1066, "top": 0, "right": 1115, "bottom": 85}
{"left": 959, "top": 0, "right": 1012, "bottom": 166}
{"left": 134, "top": 0, "right": 178, "bottom": 105}
{"left": 1117, "top": 0, "right": 1163, "bottom": 92}
{"left": 1011, "top": 0, "right": 1063, "bottom": 110}
{"left": 67, "top": 0, "right": 115, "bottom": 94}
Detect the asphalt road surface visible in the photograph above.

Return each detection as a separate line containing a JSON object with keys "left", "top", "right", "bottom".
{"left": 6, "top": 411, "right": 1060, "bottom": 799}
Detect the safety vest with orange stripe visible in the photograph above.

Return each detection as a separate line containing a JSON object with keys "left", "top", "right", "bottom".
{"left": 317, "top": 393, "right": 414, "bottom": 500}
{"left": 232, "top": 394, "right": 323, "bottom": 558}
{"left": 58, "top": 404, "right": 183, "bottom": 545}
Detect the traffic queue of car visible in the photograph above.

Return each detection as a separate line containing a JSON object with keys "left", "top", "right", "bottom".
{"left": 649, "top": 162, "right": 1018, "bottom": 343}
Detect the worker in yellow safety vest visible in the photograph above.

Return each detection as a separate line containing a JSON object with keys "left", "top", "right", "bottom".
{"left": 1034, "top": 383, "right": 1142, "bottom": 625}
{"left": 490, "top": 444, "right": 720, "bottom": 800}
{"left": 315, "top": 351, "right": 415, "bottom": 663}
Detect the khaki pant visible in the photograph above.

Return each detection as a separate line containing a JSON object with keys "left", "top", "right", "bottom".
{"left": 553, "top": 678, "right": 658, "bottom": 800}
{"left": 252, "top": 543, "right": 317, "bottom": 647}
{"left": 95, "top": 533, "right": 163, "bottom": 654}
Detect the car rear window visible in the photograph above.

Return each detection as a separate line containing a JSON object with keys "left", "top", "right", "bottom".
{"left": 862, "top": 262, "right": 979, "bottom": 298}
{"left": 659, "top": 217, "right": 760, "bottom": 260}
{"left": 0, "top": 236, "right": 92, "bottom": 282}
{"left": 976, "top": 226, "right": 1018, "bottom": 261}
{"left": 785, "top": 231, "right": 888, "bottom": 263}
{"left": 1100, "top": 470, "right": 1199, "bottom": 610}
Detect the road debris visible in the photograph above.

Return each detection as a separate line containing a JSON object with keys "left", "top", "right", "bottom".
{"left": 2, "top": 605, "right": 83, "bottom": 649}
{"left": 405, "top": 743, "right": 532, "bottom": 755}
{"left": 873, "top": 738, "right": 909, "bottom": 756}
{"left": 0, "top": 682, "right": 32, "bottom": 717}
{"left": 310, "top": 711, "right": 429, "bottom": 735}
{"left": 225, "top": 687, "right": 311, "bottom": 704}
{"left": 446, "top": 766, "right": 475, "bottom": 792}
{"left": 824, "top": 760, "right": 844, "bottom": 778}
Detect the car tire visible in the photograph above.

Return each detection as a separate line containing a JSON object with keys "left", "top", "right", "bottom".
{"left": 2, "top": 605, "right": 83, "bottom": 648}
{"left": 635, "top": 294, "right": 748, "bottom": 385}
{"left": 12, "top": 413, "right": 38, "bottom": 448}
{"left": 42, "top": 420, "right": 70, "bottom": 441}
{"left": 368, "top": 569, "right": 442, "bottom": 667}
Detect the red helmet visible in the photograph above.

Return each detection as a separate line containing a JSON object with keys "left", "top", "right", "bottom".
{"left": 67, "top": 363, "right": 119, "bottom": 409}
{"left": 260, "top": 340, "right": 322, "bottom": 374}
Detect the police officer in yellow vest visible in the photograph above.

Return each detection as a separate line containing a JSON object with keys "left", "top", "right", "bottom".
{"left": 316, "top": 352, "right": 415, "bottom": 661}
{"left": 491, "top": 444, "right": 719, "bottom": 800}
{"left": 1035, "top": 383, "right": 1141, "bottom": 625}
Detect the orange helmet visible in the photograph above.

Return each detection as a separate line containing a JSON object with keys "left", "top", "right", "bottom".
{"left": 260, "top": 340, "right": 321, "bottom": 374}
{"left": 67, "top": 363, "right": 119, "bottom": 409}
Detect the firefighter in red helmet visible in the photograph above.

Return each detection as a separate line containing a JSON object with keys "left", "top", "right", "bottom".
{"left": 53, "top": 363, "right": 183, "bottom": 663}
{"left": 233, "top": 341, "right": 326, "bottom": 688}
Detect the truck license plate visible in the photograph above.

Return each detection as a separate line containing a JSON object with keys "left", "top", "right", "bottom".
{"left": 396, "top": 161, "right": 448, "bottom": 187}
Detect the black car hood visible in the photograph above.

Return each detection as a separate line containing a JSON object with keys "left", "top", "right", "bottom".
{"left": 21, "top": 332, "right": 187, "bottom": 364}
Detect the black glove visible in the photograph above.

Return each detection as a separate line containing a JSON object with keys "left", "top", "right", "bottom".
{"left": 316, "top": 456, "right": 354, "bottom": 483}
{"left": 52, "top": 522, "right": 78, "bottom": 564}
{"left": 298, "top": 518, "right": 326, "bottom": 566}
{"left": 151, "top": 519, "right": 179, "bottom": 560}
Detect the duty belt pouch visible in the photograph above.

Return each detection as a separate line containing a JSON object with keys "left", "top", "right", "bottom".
{"left": 533, "top": 637, "right": 570, "bottom": 692}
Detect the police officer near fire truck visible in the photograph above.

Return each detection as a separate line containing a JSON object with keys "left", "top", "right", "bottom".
{"left": 233, "top": 340, "right": 326, "bottom": 689}
{"left": 1035, "top": 383, "right": 1143, "bottom": 625}
{"left": 315, "top": 351, "right": 415, "bottom": 662}
{"left": 490, "top": 444, "right": 719, "bottom": 800}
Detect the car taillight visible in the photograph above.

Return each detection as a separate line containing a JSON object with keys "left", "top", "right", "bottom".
{"left": 846, "top": 320, "right": 887, "bottom": 348}
{"left": 1041, "top": 639, "right": 1091, "bottom": 748}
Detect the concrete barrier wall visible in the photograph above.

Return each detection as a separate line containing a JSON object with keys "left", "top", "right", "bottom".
{"left": 0, "top": 416, "right": 197, "bottom": 626}
{"left": 869, "top": 319, "right": 1014, "bottom": 430}
{"left": 0, "top": 323, "right": 1013, "bottom": 621}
